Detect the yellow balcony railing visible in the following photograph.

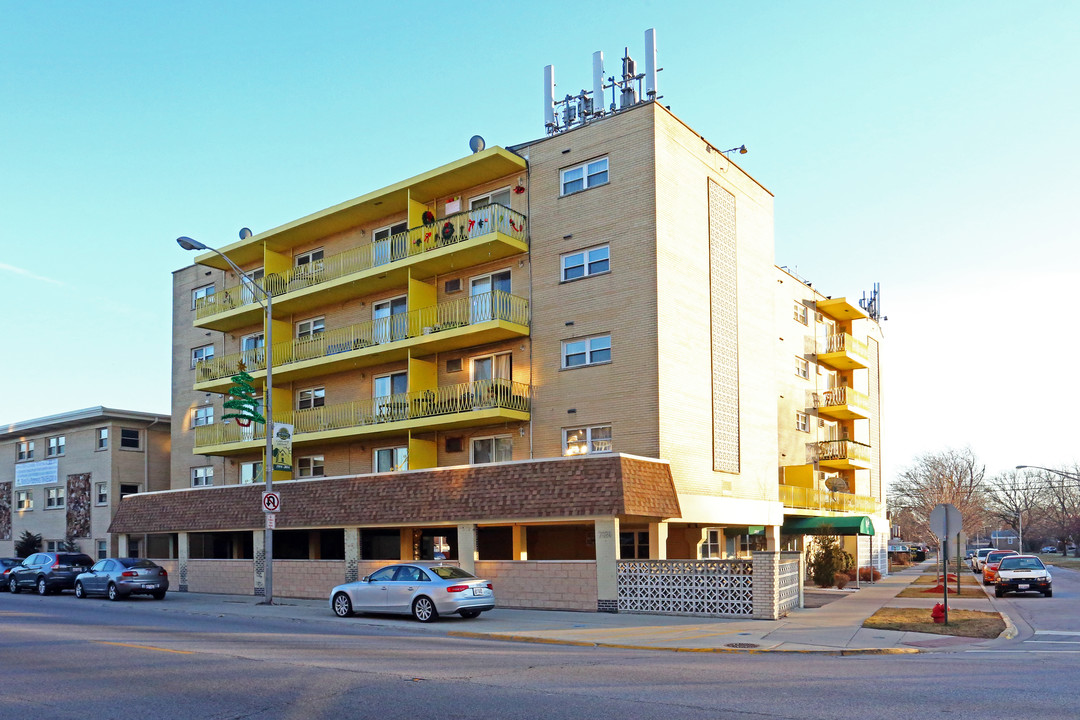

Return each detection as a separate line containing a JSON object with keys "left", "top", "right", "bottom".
{"left": 194, "top": 378, "right": 530, "bottom": 449}
{"left": 817, "top": 333, "right": 869, "bottom": 370}
{"left": 194, "top": 203, "right": 527, "bottom": 321}
{"left": 815, "top": 439, "right": 872, "bottom": 470}
{"left": 813, "top": 386, "right": 871, "bottom": 420}
{"left": 778, "top": 484, "right": 879, "bottom": 514}
{"left": 195, "top": 290, "right": 528, "bottom": 383}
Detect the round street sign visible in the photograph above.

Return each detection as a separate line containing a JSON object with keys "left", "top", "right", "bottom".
{"left": 262, "top": 491, "right": 280, "bottom": 513}
{"left": 929, "top": 503, "right": 962, "bottom": 539}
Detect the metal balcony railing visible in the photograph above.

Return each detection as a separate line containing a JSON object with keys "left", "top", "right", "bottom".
{"left": 818, "top": 333, "right": 869, "bottom": 365}
{"left": 778, "top": 484, "right": 879, "bottom": 514}
{"left": 815, "top": 439, "right": 872, "bottom": 464}
{"left": 813, "top": 386, "right": 870, "bottom": 412}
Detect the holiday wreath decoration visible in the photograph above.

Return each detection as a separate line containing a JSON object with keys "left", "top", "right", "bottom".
{"left": 441, "top": 221, "right": 455, "bottom": 240}
{"left": 422, "top": 210, "right": 435, "bottom": 225}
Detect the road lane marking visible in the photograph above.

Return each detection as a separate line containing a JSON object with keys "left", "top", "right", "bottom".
{"left": 95, "top": 641, "right": 193, "bottom": 655}
{"left": 1024, "top": 641, "right": 1080, "bottom": 644}
{"left": 1034, "top": 630, "right": 1080, "bottom": 636}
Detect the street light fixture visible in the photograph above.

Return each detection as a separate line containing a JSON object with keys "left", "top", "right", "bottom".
{"left": 178, "top": 235, "right": 276, "bottom": 605}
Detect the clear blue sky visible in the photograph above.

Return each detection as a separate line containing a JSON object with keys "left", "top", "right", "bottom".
{"left": 2, "top": 2, "right": 1077, "bottom": 482}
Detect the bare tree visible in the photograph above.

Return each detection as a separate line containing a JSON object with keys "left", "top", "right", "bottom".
{"left": 890, "top": 447, "right": 990, "bottom": 541}
{"left": 985, "top": 469, "right": 1043, "bottom": 551}
{"left": 1037, "top": 465, "right": 1080, "bottom": 556}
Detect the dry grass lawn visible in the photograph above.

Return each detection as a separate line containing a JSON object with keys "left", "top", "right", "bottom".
{"left": 912, "top": 573, "right": 979, "bottom": 586}
{"left": 897, "top": 584, "right": 988, "bottom": 599}
{"left": 863, "top": 607, "right": 1004, "bottom": 638}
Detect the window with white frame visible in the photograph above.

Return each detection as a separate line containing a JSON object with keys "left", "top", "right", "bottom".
{"left": 191, "top": 344, "right": 215, "bottom": 368}
{"left": 561, "top": 245, "right": 610, "bottom": 281}
{"left": 240, "top": 332, "right": 264, "bottom": 353}
{"left": 192, "top": 283, "right": 215, "bottom": 309}
{"left": 240, "top": 461, "right": 262, "bottom": 485}
{"left": 96, "top": 540, "right": 107, "bottom": 560}
{"left": 295, "top": 248, "right": 324, "bottom": 269}
{"left": 239, "top": 268, "right": 264, "bottom": 305}
{"left": 120, "top": 428, "right": 140, "bottom": 450}
{"left": 795, "top": 412, "right": 810, "bottom": 433}
{"left": 471, "top": 435, "right": 512, "bottom": 464}
{"left": 296, "top": 317, "right": 325, "bottom": 340}
{"left": 794, "top": 356, "right": 809, "bottom": 379}
{"left": 192, "top": 406, "right": 214, "bottom": 427}
{"left": 563, "top": 425, "right": 613, "bottom": 456}
{"left": 17, "top": 440, "right": 34, "bottom": 461}
{"left": 47, "top": 435, "right": 65, "bottom": 457}
{"left": 794, "top": 302, "right": 808, "bottom": 325}
{"left": 297, "top": 455, "right": 325, "bottom": 478}
{"left": 46, "top": 487, "right": 65, "bottom": 509}
{"left": 96, "top": 482, "right": 108, "bottom": 505}
{"left": 560, "top": 156, "right": 608, "bottom": 195}
{"left": 374, "top": 446, "right": 408, "bottom": 473}
{"left": 470, "top": 188, "right": 512, "bottom": 209}
{"left": 297, "top": 387, "right": 325, "bottom": 410}
{"left": 700, "top": 528, "right": 723, "bottom": 559}
{"left": 16, "top": 491, "right": 32, "bottom": 511}
{"left": 96, "top": 427, "right": 108, "bottom": 450}
{"left": 562, "top": 334, "right": 611, "bottom": 368}
{"left": 46, "top": 540, "right": 60, "bottom": 552}
{"left": 191, "top": 466, "right": 214, "bottom": 487}
{"left": 373, "top": 221, "right": 408, "bottom": 266}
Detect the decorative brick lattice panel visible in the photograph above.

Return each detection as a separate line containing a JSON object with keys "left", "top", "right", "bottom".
{"left": 66, "top": 473, "right": 92, "bottom": 539}
{"left": 778, "top": 560, "right": 800, "bottom": 616}
{"left": 708, "top": 180, "right": 740, "bottom": 473}
{"left": 0, "top": 482, "right": 11, "bottom": 541}
{"left": 618, "top": 559, "right": 753, "bottom": 616}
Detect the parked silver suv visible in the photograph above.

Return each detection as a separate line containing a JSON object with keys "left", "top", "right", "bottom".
{"left": 8, "top": 552, "right": 94, "bottom": 595}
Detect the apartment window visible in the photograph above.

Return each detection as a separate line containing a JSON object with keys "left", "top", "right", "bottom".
{"left": 297, "top": 387, "right": 325, "bottom": 410}
{"left": 471, "top": 352, "right": 512, "bottom": 382}
{"left": 795, "top": 356, "right": 810, "bottom": 379}
{"left": 297, "top": 455, "right": 325, "bottom": 478}
{"left": 794, "top": 302, "right": 808, "bottom": 325}
{"left": 46, "top": 487, "right": 65, "bottom": 509}
{"left": 16, "top": 491, "right": 33, "bottom": 511}
{"left": 620, "top": 531, "right": 650, "bottom": 560}
{"left": 17, "top": 440, "right": 34, "bottom": 461}
{"left": 374, "top": 447, "right": 408, "bottom": 473}
{"left": 471, "top": 435, "right": 512, "bottom": 464}
{"left": 562, "top": 334, "right": 611, "bottom": 368}
{"left": 796, "top": 412, "right": 810, "bottom": 433}
{"left": 373, "top": 221, "right": 408, "bottom": 266}
{"left": 47, "top": 435, "right": 65, "bottom": 457}
{"left": 700, "top": 529, "right": 723, "bottom": 559}
{"left": 96, "top": 540, "right": 107, "bottom": 560}
{"left": 96, "top": 427, "right": 108, "bottom": 450}
{"left": 563, "top": 425, "right": 613, "bottom": 456}
{"left": 296, "top": 317, "right": 325, "bottom": 340}
{"left": 295, "top": 248, "right": 324, "bottom": 268}
{"left": 470, "top": 188, "right": 512, "bottom": 209}
{"left": 191, "top": 466, "right": 214, "bottom": 487}
{"left": 241, "top": 332, "right": 265, "bottom": 353}
{"left": 46, "top": 540, "right": 60, "bottom": 552}
{"left": 192, "top": 283, "right": 215, "bottom": 309}
{"left": 96, "top": 482, "right": 108, "bottom": 505}
{"left": 120, "top": 484, "right": 141, "bottom": 498}
{"left": 240, "top": 461, "right": 263, "bottom": 485}
{"left": 561, "top": 245, "right": 610, "bottom": 281}
{"left": 561, "top": 156, "right": 608, "bottom": 195}
{"left": 191, "top": 344, "right": 215, "bottom": 368}
{"left": 192, "top": 406, "right": 214, "bottom": 427}
{"left": 120, "top": 428, "right": 141, "bottom": 449}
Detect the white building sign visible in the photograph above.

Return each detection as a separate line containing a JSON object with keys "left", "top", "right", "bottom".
{"left": 15, "top": 458, "right": 59, "bottom": 487}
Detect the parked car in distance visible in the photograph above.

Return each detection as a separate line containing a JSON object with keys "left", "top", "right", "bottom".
{"left": 330, "top": 563, "right": 495, "bottom": 622}
{"left": 1041, "top": 545, "right": 1060, "bottom": 554}
{"left": 982, "top": 550, "right": 1019, "bottom": 586}
{"left": 0, "top": 558, "right": 21, "bottom": 591}
{"left": 75, "top": 558, "right": 169, "bottom": 600}
{"left": 996, "top": 555, "right": 1052, "bottom": 597}
{"left": 971, "top": 548, "right": 996, "bottom": 573}
{"left": 8, "top": 552, "right": 94, "bottom": 595}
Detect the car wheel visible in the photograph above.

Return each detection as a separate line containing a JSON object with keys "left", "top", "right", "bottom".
{"left": 152, "top": 591, "right": 166, "bottom": 600}
{"left": 412, "top": 596, "right": 438, "bottom": 623}
{"left": 995, "top": 586, "right": 1004, "bottom": 598}
{"left": 107, "top": 583, "right": 121, "bottom": 601}
{"left": 36, "top": 577, "right": 49, "bottom": 596}
{"left": 332, "top": 592, "right": 353, "bottom": 617}
{"left": 1045, "top": 589, "right": 1053, "bottom": 598}
{"left": 75, "top": 582, "right": 86, "bottom": 599}
{"left": 9, "top": 577, "right": 20, "bottom": 594}
{"left": 460, "top": 609, "right": 481, "bottom": 619}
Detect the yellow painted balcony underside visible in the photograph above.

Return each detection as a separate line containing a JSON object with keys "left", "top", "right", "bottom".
{"left": 817, "top": 332, "right": 869, "bottom": 370}
{"left": 193, "top": 379, "right": 530, "bottom": 456}
{"left": 194, "top": 291, "right": 529, "bottom": 392}
{"left": 815, "top": 439, "right": 873, "bottom": 470}
{"left": 815, "top": 297, "right": 867, "bottom": 322}
{"left": 778, "top": 484, "right": 879, "bottom": 515}
{"left": 813, "top": 386, "right": 870, "bottom": 420}
{"left": 194, "top": 204, "right": 528, "bottom": 332}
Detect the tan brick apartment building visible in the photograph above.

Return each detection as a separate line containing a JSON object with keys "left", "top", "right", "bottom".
{"left": 1, "top": 407, "right": 170, "bottom": 559}
{"left": 111, "top": 100, "right": 887, "bottom": 611}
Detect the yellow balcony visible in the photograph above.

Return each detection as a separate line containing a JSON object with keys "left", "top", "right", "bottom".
{"left": 194, "top": 291, "right": 529, "bottom": 392}
{"left": 778, "top": 484, "right": 879, "bottom": 514}
{"left": 193, "top": 378, "right": 531, "bottom": 456}
{"left": 193, "top": 204, "right": 528, "bottom": 331}
{"left": 815, "top": 297, "right": 867, "bottom": 322}
{"left": 816, "top": 333, "right": 869, "bottom": 370}
{"left": 815, "top": 439, "right": 872, "bottom": 470}
{"left": 812, "top": 387, "right": 870, "bottom": 420}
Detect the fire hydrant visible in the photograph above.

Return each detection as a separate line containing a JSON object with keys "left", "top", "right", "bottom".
{"left": 931, "top": 603, "right": 945, "bottom": 624}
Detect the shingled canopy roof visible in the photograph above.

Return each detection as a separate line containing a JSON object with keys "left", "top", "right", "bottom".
{"left": 109, "top": 454, "right": 680, "bottom": 534}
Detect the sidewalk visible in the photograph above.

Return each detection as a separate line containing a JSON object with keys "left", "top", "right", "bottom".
{"left": 152, "top": 560, "right": 1014, "bottom": 655}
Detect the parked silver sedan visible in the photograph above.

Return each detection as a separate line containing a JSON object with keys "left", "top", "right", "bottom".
{"left": 330, "top": 563, "right": 494, "bottom": 622}
{"left": 74, "top": 558, "right": 169, "bottom": 600}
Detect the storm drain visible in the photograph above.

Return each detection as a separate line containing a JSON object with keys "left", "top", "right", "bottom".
{"left": 725, "top": 642, "right": 760, "bottom": 649}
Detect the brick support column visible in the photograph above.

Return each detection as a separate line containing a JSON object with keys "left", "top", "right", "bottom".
{"left": 594, "top": 517, "right": 620, "bottom": 613}
{"left": 344, "top": 528, "right": 360, "bottom": 583}
{"left": 511, "top": 525, "right": 528, "bottom": 560}
{"left": 117, "top": 533, "right": 129, "bottom": 558}
{"left": 752, "top": 551, "right": 781, "bottom": 620}
{"left": 177, "top": 532, "right": 189, "bottom": 593}
{"left": 253, "top": 530, "right": 265, "bottom": 597}
{"left": 457, "top": 523, "right": 477, "bottom": 574}
{"left": 648, "top": 521, "right": 668, "bottom": 559}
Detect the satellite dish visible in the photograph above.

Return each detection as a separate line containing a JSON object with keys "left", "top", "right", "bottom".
{"left": 825, "top": 476, "right": 849, "bottom": 493}
{"left": 469, "top": 135, "right": 486, "bottom": 153}
{"left": 239, "top": 227, "right": 253, "bottom": 240}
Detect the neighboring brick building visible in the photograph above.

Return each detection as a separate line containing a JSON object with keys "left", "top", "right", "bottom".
{"left": 1, "top": 407, "right": 170, "bottom": 559}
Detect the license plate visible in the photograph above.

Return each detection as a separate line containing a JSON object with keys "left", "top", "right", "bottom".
{"left": 1018, "top": 584, "right": 1029, "bottom": 590}
{"left": 472, "top": 588, "right": 485, "bottom": 596}
{"left": 143, "top": 584, "right": 159, "bottom": 590}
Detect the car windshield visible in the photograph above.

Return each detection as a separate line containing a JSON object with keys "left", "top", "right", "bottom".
{"left": 987, "top": 553, "right": 1015, "bottom": 563}
{"left": 999, "top": 557, "right": 1044, "bottom": 571}
{"left": 430, "top": 566, "right": 477, "bottom": 580}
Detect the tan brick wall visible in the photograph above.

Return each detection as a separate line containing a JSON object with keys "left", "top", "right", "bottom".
{"left": 475, "top": 560, "right": 598, "bottom": 611}
{"left": 185, "top": 559, "right": 254, "bottom": 595}
{"left": 271, "top": 559, "right": 346, "bottom": 599}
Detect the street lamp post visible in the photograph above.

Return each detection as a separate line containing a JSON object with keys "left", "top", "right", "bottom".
{"left": 179, "top": 236, "right": 276, "bottom": 604}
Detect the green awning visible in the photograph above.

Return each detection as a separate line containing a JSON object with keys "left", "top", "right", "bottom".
{"left": 781, "top": 516, "right": 875, "bottom": 536}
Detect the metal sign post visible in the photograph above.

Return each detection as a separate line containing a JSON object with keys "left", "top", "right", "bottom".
{"left": 929, "top": 503, "right": 962, "bottom": 626}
